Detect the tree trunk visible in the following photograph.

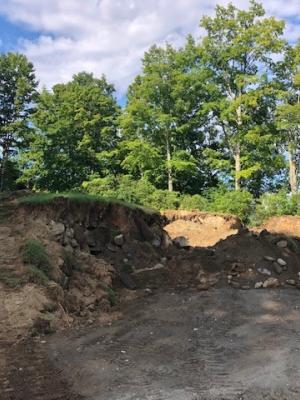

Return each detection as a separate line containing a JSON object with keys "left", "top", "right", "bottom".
{"left": 166, "top": 134, "right": 173, "bottom": 192}
{"left": 234, "top": 102, "right": 242, "bottom": 191}
{"left": 234, "top": 146, "right": 241, "bottom": 191}
{"left": 288, "top": 147, "right": 298, "bottom": 194}
{"left": 0, "top": 146, "right": 8, "bottom": 192}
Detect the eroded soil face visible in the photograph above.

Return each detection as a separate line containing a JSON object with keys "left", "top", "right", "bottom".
{"left": 49, "top": 288, "right": 300, "bottom": 400}
{"left": 163, "top": 210, "right": 241, "bottom": 247}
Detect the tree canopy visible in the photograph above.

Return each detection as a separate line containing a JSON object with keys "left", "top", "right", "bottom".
{"left": 1, "top": 1, "right": 300, "bottom": 210}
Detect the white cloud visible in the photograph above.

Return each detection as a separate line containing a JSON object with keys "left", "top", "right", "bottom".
{"left": 0, "top": 0, "right": 299, "bottom": 98}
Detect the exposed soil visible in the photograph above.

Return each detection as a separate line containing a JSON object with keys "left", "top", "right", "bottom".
{"left": 49, "top": 288, "right": 300, "bottom": 400}
{"left": 163, "top": 210, "right": 242, "bottom": 247}
{"left": 258, "top": 215, "right": 300, "bottom": 238}
{"left": 1, "top": 199, "right": 300, "bottom": 399}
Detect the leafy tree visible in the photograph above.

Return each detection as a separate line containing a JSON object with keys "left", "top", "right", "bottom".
{"left": 0, "top": 53, "right": 38, "bottom": 191}
{"left": 276, "top": 41, "right": 300, "bottom": 193}
{"left": 20, "top": 72, "right": 120, "bottom": 190}
{"left": 120, "top": 39, "right": 217, "bottom": 193}
{"left": 200, "top": 1, "right": 286, "bottom": 190}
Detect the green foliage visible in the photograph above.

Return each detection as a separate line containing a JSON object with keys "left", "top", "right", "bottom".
{"left": 20, "top": 72, "right": 120, "bottom": 191}
{"left": 200, "top": 1, "right": 286, "bottom": 190}
{"left": 120, "top": 39, "right": 218, "bottom": 192}
{"left": 252, "top": 191, "right": 300, "bottom": 225}
{"left": 0, "top": 52, "right": 38, "bottom": 191}
{"left": 0, "top": 269, "right": 25, "bottom": 288}
{"left": 180, "top": 194, "right": 208, "bottom": 211}
{"left": 84, "top": 175, "right": 181, "bottom": 210}
{"left": 100, "top": 283, "right": 117, "bottom": 306}
{"left": 61, "top": 250, "right": 82, "bottom": 275}
{"left": 206, "top": 188, "right": 254, "bottom": 222}
{"left": 27, "top": 265, "right": 49, "bottom": 285}
{"left": 23, "top": 239, "right": 51, "bottom": 275}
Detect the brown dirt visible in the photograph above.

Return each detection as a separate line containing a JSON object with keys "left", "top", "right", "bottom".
{"left": 163, "top": 210, "right": 242, "bottom": 247}
{"left": 259, "top": 215, "right": 300, "bottom": 237}
{"left": 1, "top": 198, "right": 300, "bottom": 399}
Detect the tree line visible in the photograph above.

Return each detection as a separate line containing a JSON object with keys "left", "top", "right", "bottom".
{"left": 1, "top": 1, "right": 300, "bottom": 215}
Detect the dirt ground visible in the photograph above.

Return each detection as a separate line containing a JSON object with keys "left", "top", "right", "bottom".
{"left": 46, "top": 287, "right": 300, "bottom": 400}
{"left": 1, "top": 199, "right": 300, "bottom": 400}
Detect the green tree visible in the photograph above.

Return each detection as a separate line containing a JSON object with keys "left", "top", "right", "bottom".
{"left": 276, "top": 41, "right": 300, "bottom": 193}
{"left": 201, "top": 1, "right": 286, "bottom": 190}
{"left": 120, "top": 39, "right": 216, "bottom": 192}
{"left": 0, "top": 53, "right": 38, "bottom": 191}
{"left": 21, "top": 72, "right": 120, "bottom": 190}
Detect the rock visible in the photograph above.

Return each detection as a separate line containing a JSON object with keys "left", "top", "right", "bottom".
{"left": 65, "top": 228, "right": 74, "bottom": 239}
{"left": 257, "top": 267, "right": 271, "bottom": 276}
{"left": 161, "top": 231, "right": 172, "bottom": 249}
{"left": 197, "top": 283, "right": 210, "bottom": 291}
{"left": 119, "top": 271, "right": 137, "bottom": 290}
{"left": 286, "top": 279, "right": 296, "bottom": 286}
{"left": 153, "top": 263, "right": 165, "bottom": 270}
{"left": 151, "top": 237, "right": 161, "bottom": 248}
{"left": 114, "top": 234, "right": 124, "bottom": 246}
{"left": 231, "top": 262, "right": 245, "bottom": 272}
{"left": 160, "top": 257, "right": 167, "bottom": 264}
{"left": 50, "top": 221, "right": 65, "bottom": 236}
{"left": 230, "top": 281, "right": 240, "bottom": 289}
{"left": 277, "top": 258, "right": 287, "bottom": 267}
{"left": 57, "top": 257, "right": 64, "bottom": 268}
{"left": 255, "top": 282, "right": 263, "bottom": 289}
{"left": 259, "top": 229, "right": 269, "bottom": 238}
{"left": 263, "top": 277, "right": 280, "bottom": 289}
{"left": 264, "top": 256, "right": 275, "bottom": 262}
{"left": 173, "top": 236, "right": 189, "bottom": 248}
{"left": 277, "top": 240, "right": 288, "bottom": 248}
{"left": 70, "top": 239, "right": 79, "bottom": 248}
{"left": 144, "top": 288, "right": 153, "bottom": 295}
{"left": 107, "top": 243, "right": 118, "bottom": 252}
{"left": 273, "top": 262, "right": 283, "bottom": 274}
{"left": 241, "top": 285, "right": 251, "bottom": 290}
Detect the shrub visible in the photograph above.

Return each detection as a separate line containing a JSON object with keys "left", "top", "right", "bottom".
{"left": 207, "top": 189, "right": 254, "bottom": 222}
{"left": 180, "top": 194, "right": 208, "bottom": 211}
{"left": 252, "top": 191, "right": 300, "bottom": 225}
{"left": 148, "top": 189, "right": 181, "bottom": 210}
{"left": 23, "top": 239, "right": 51, "bottom": 275}
{"left": 27, "top": 265, "right": 49, "bottom": 285}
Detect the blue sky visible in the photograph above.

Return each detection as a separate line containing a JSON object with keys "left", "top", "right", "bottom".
{"left": 0, "top": 0, "right": 299, "bottom": 101}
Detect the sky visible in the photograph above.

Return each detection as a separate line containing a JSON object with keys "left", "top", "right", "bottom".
{"left": 0, "top": 0, "right": 300, "bottom": 102}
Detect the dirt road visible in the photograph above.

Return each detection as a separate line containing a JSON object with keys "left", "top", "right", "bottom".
{"left": 48, "top": 288, "right": 300, "bottom": 400}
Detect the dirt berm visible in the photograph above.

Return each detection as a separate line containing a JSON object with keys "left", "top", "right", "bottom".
{"left": 1, "top": 197, "right": 300, "bottom": 399}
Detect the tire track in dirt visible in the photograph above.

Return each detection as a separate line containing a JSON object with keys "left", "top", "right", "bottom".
{"left": 49, "top": 288, "right": 300, "bottom": 400}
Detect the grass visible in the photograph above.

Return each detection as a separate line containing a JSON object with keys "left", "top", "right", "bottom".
{"left": 0, "top": 269, "right": 25, "bottom": 288}
{"left": 18, "top": 192, "right": 158, "bottom": 215}
{"left": 27, "top": 265, "right": 49, "bottom": 285}
{"left": 23, "top": 239, "right": 51, "bottom": 275}
{"left": 62, "top": 249, "right": 82, "bottom": 275}
{"left": 100, "top": 283, "right": 118, "bottom": 306}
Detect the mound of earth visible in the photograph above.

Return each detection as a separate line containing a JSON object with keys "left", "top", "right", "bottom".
{"left": 259, "top": 215, "right": 300, "bottom": 238}
{"left": 163, "top": 210, "right": 242, "bottom": 247}
{"left": 0, "top": 196, "right": 167, "bottom": 341}
{"left": 1, "top": 195, "right": 300, "bottom": 399}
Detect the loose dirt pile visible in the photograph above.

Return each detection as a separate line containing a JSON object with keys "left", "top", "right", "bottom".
{"left": 258, "top": 215, "right": 300, "bottom": 237}
{"left": 163, "top": 210, "right": 242, "bottom": 247}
